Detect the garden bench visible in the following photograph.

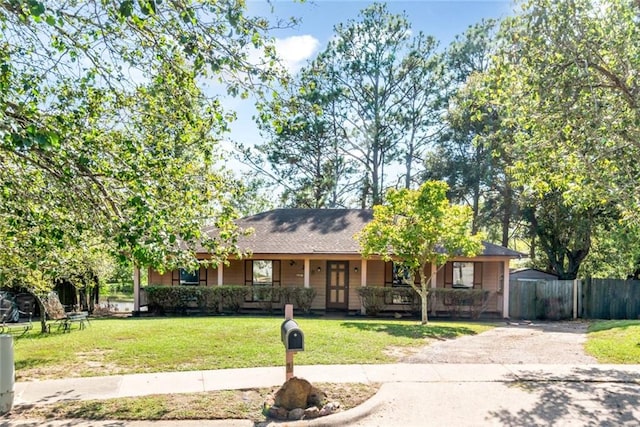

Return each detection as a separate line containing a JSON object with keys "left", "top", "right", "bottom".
{"left": 0, "top": 308, "right": 33, "bottom": 336}
{"left": 0, "top": 292, "right": 33, "bottom": 336}
{"left": 42, "top": 292, "right": 90, "bottom": 333}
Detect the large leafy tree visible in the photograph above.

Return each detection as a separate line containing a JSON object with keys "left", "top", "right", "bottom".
{"left": 0, "top": 1, "right": 281, "bottom": 297}
{"left": 357, "top": 180, "right": 483, "bottom": 324}
{"left": 484, "top": 0, "right": 640, "bottom": 276}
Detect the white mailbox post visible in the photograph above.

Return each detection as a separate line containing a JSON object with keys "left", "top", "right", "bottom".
{"left": 0, "top": 334, "right": 14, "bottom": 414}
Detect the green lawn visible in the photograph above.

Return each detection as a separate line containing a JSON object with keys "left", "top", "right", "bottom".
{"left": 12, "top": 316, "right": 493, "bottom": 380}
{"left": 586, "top": 320, "right": 640, "bottom": 364}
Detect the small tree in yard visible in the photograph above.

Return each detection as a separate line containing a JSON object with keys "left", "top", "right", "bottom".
{"left": 357, "top": 181, "right": 483, "bottom": 324}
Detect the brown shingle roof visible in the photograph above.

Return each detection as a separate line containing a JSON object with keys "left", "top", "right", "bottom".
{"left": 235, "top": 208, "right": 372, "bottom": 254}
{"left": 223, "top": 208, "right": 522, "bottom": 258}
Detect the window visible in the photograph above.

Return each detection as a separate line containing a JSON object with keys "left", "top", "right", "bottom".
{"left": 452, "top": 262, "right": 474, "bottom": 288}
{"left": 384, "top": 262, "right": 416, "bottom": 305}
{"left": 253, "top": 260, "right": 273, "bottom": 286}
{"left": 179, "top": 268, "right": 199, "bottom": 285}
{"left": 245, "top": 260, "right": 281, "bottom": 301}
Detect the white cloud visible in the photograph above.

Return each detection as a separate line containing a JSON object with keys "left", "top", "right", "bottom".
{"left": 274, "top": 35, "right": 320, "bottom": 73}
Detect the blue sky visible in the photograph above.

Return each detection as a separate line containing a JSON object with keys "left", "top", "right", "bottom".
{"left": 226, "top": 0, "right": 513, "bottom": 172}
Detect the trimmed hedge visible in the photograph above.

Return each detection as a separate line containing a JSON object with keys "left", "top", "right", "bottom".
{"left": 144, "top": 285, "right": 316, "bottom": 314}
{"left": 432, "top": 288, "right": 491, "bottom": 319}
{"left": 144, "top": 285, "right": 248, "bottom": 314}
{"left": 357, "top": 287, "right": 421, "bottom": 316}
{"left": 357, "top": 286, "right": 490, "bottom": 319}
{"left": 248, "top": 286, "right": 317, "bottom": 313}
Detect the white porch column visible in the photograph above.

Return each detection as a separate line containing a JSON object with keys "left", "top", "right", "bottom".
{"left": 360, "top": 259, "right": 367, "bottom": 315}
{"left": 304, "top": 259, "right": 310, "bottom": 288}
{"left": 217, "top": 264, "right": 224, "bottom": 286}
{"left": 502, "top": 261, "right": 510, "bottom": 319}
{"left": 133, "top": 265, "right": 140, "bottom": 312}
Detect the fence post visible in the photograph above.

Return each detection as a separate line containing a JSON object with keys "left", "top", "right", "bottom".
{"left": 0, "top": 335, "right": 14, "bottom": 414}
{"left": 573, "top": 279, "right": 578, "bottom": 319}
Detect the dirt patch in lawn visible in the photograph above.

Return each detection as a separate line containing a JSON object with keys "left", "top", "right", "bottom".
{"left": 402, "top": 320, "right": 598, "bottom": 364}
{"left": 4, "top": 383, "right": 380, "bottom": 423}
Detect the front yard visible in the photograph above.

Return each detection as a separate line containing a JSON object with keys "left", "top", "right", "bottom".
{"left": 11, "top": 316, "right": 494, "bottom": 380}
{"left": 586, "top": 320, "right": 640, "bottom": 363}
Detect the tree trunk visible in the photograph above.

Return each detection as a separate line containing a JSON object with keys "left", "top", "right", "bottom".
{"left": 420, "top": 289, "right": 428, "bottom": 324}
{"left": 420, "top": 266, "right": 430, "bottom": 324}
{"left": 31, "top": 292, "right": 48, "bottom": 334}
{"left": 501, "top": 181, "right": 512, "bottom": 247}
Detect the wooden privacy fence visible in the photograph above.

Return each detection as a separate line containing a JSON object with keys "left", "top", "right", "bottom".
{"left": 582, "top": 278, "right": 640, "bottom": 319}
{"left": 509, "top": 279, "right": 575, "bottom": 320}
{"left": 510, "top": 278, "right": 640, "bottom": 320}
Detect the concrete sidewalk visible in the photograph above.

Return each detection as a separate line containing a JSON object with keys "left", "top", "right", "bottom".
{"left": 7, "top": 364, "right": 640, "bottom": 426}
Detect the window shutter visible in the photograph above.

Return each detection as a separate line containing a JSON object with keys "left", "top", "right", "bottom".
{"left": 199, "top": 265, "right": 208, "bottom": 286}
{"left": 172, "top": 269, "right": 179, "bottom": 286}
{"left": 473, "top": 263, "right": 483, "bottom": 289}
{"left": 444, "top": 262, "right": 453, "bottom": 288}
{"left": 244, "top": 260, "right": 253, "bottom": 286}
{"left": 273, "top": 260, "right": 281, "bottom": 287}
{"left": 385, "top": 262, "right": 393, "bottom": 286}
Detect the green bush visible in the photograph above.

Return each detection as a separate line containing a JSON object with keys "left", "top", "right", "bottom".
{"left": 431, "top": 288, "right": 490, "bottom": 319}
{"left": 358, "top": 287, "right": 421, "bottom": 316}
{"left": 294, "top": 288, "right": 317, "bottom": 314}
{"left": 143, "top": 286, "right": 316, "bottom": 315}
{"left": 357, "top": 287, "right": 387, "bottom": 316}
{"left": 144, "top": 285, "right": 248, "bottom": 314}
{"left": 219, "top": 286, "right": 248, "bottom": 313}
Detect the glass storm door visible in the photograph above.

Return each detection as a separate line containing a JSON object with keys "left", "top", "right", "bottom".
{"left": 326, "top": 261, "right": 349, "bottom": 310}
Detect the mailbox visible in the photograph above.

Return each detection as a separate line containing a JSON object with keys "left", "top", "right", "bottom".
{"left": 281, "top": 319, "right": 304, "bottom": 352}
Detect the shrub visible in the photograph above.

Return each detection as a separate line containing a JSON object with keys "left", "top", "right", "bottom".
{"left": 219, "top": 286, "right": 248, "bottom": 313}
{"left": 144, "top": 285, "right": 201, "bottom": 314}
{"left": 357, "top": 287, "right": 387, "bottom": 316}
{"left": 144, "top": 285, "right": 248, "bottom": 314}
{"left": 293, "top": 288, "right": 317, "bottom": 314}
{"left": 431, "top": 288, "right": 490, "bottom": 319}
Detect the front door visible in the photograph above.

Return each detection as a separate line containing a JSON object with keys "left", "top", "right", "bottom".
{"left": 326, "top": 261, "right": 349, "bottom": 310}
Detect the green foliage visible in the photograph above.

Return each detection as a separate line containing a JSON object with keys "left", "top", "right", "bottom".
{"left": 144, "top": 285, "right": 317, "bottom": 314}
{"left": 0, "top": 0, "right": 281, "bottom": 295}
{"left": 251, "top": 2, "right": 443, "bottom": 207}
{"left": 357, "top": 287, "right": 388, "bottom": 317}
{"left": 586, "top": 320, "right": 640, "bottom": 364}
{"left": 357, "top": 287, "right": 420, "bottom": 316}
{"left": 12, "top": 317, "right": 494, "bottom": 381}
{"left": 358, "top": 181, "right": 483, "bottom": 324}
{"left": 482, "top": 0, "right": 640, "bottom": 277}
{"left": 293, "top": 287, "right": 317, "bottom": 314}
{"left": 432, "top": 289, "right": 490, "bottom": 320}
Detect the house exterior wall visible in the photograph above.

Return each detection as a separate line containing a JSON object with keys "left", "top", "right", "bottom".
{"left": 348, "top": 260, "right": 361, "bottom": 311}
{"left": 309, "top": 260, "right": 325, "bottom": 310}
{"left": 223, "top": 260, "right": 244, "bottom": 286}
{"left": 281, "top": 262, "right": 304, "bottom": 287}
{"left": 366, "top": 260, "right": 385, "bottom": 286}
{"left": 149, "top": 270, "right": 172, "bottom": 286}
{"left": 145, "top": 256, "right": 510, "bottom": 316}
